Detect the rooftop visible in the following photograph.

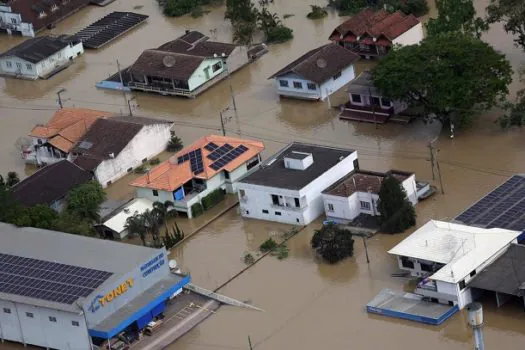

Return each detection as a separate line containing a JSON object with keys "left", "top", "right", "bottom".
{"left": 268, "top": 44, "right": 360, "bottom": 85}
{"left": 239, "top": 142, "right": 355, "bottom": 190}
{"left": 158, "top": 31, "right": 236, "bottom": 58}
{"left": 130, "top": 135, "right": 265, "bottom": 191}
{"left": 346, "top": 70, "right": 379, "bottom": 96}
{"left": 454, "top": 175, "right": 525, "bottom": 232}
{"left": 130, "top": 49, "right": 205, "bottom": 81}
{"left": 11, "top": 160, "right": 92, "bottom": 207}
{"left": 1, "top": 35, "right": 80, "bottom": 63}
{"left": 330, "top": 8, "right": 420, "bottom": 41}
{"left": 323, "top": 169, "right": 412, "bottom": 197}
{"left": 468, "top": 244, "right": 525, "bottom": 296}
{"left": 100, "top": 198, "right": 154, "bottom": 234}
{"left": 388, "top": 220, "right": 521, "bottom": 283}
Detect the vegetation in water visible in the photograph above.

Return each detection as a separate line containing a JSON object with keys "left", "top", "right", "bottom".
{"left": 283, "top": 13, "right": 295, "bottom": 18}
{"left": 426, "top": 0, "right": 488, "bottom": 38}
{"left": 159, "top": 0, "right": 220, "bottom": 17}
{"left": 311, "top": 223, "right": 354, "bottom": 264}
{"left": 134, "top": 165, "right": 147, "bottom": 174}
{"left": 307, "top": 5, "right": 328, "bottom": 19}
{"left": 162, "top": 222, "right": 185, "bottom": 249}
{"left": 125, "top": 200, "right": 178, "bottom": 246}
{"left": 377, "top": 176, "right": 416, "bottom": 233}
{"left": 167, "top": 133, "right": 184, "bottom": 152}
{"left": 149, "top": 158, "right": 161, "bottom": 166}
{"left": 243, "top": 252, "right": 256, "bottom": 264}
{"left": 328, "top": 0, "right": 428, "bottom": 17}
{"left": 486, "top": 0, "right": 525, "bottom": 52}
{"left": 260, "top": 238, "right": 278, "bottom": 252}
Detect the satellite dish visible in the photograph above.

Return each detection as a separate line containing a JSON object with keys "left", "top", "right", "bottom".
{"left": 163, "top": 55, "right": 176, "bottom": 67}
{"left": 169, "top": 260, "right": 178, "bottom": 269}
{"left": 316, "top": 58, "right": 327, "bottom": 68}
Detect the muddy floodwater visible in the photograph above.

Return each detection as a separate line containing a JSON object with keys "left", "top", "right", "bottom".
{"left": 2, "top": 0, "right": 525, "bottom": 348}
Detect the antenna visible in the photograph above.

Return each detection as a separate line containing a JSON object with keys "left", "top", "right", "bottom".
{"left": 316, "top": 58, "right": 327, "bottom": 68}
{"left": 162, "top": 55, "right": 176, "bottom": 67}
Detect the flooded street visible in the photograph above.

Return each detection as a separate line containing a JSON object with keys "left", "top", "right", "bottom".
{"left": 1, "top": 0, "right": 525, "bottom": 348}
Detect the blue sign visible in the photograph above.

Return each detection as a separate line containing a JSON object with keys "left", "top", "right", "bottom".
{"left": 140, "top": 252, "right": 165, "bottom": 278}
{"left": 88, "top": 294, "right": 104, "bottom": 313}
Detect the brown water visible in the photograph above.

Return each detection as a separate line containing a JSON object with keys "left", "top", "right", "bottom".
{"left": 2, "top": 0, "right": 525, "bottom": 348}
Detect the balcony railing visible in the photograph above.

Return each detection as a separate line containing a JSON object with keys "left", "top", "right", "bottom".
{"left": 271, "top": 203, "right": 304, "bottom": 211}
{"left": 128, "top": 82, "right": 192, "bottom": 96}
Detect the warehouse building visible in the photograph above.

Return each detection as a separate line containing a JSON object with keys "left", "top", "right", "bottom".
{"left": 0, "top": 223, "right": 190, "bottom": 349}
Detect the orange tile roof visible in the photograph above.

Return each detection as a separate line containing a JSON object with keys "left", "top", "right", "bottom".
{"left": 28, "top": 108, "right": 114, "bottom": 153}
{"left": 130, "top": 135, "right": 265, "bottom": 191}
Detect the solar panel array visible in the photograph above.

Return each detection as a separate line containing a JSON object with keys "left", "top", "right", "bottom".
{"left": 0, "top": 253, "right": 112, "bottom": 305}
{"left": 209, "top": 145, "right": 249, "bottom": 171}
{"left": 177, "top": 149, "right": 204, "bottom": 175}
{"left": 204, "top": 142, "right": 219, "bottom": 152}
{"left": 455, "top": 175, "right": 525, "bottom": 231}
{"left": 207, "top": 144, "right": 234, "bottom": 161}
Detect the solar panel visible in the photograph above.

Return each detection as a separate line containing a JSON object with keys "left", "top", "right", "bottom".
{"left": 177, "top": 156, "right": 184, "bottom": 164}
{"left": 0, "top": 253, "right": 112, "bottom": 305}
{"left": 208, "top": 144, "right": 251, "bottom": 171}
{"left": 210, "top": 163, "right": 222, "bottom": 171}
{"left": 204, "top": 142, "right": 219, "bottom": 152}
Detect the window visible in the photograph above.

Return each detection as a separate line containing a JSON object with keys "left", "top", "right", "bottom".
{"left": 370, "top": 96, "right": 380, "bottom": 106}
{"left": 381, "top": 98, "right": 391, "bottom": 107}
{"left": 400, "top": 257, "right": 414, "bottom": 269}
{"left": 271, "top": 194, "right": 279, "bottom": 205}
{"left": 275, "top": 211, "right": 282, "bottom": 216}
{"left": 459, "top": 280, "right": 466, "bottom": 290}
{"left": 307, "top": 83, "right": 317, "bottom": 90}
{"left": 58, "top": 52, "right": 62, "bottom": 58}
{"left": 262, "top": 209, "right": 269, "bottom": 214}
{"left": 351, "top": 94, "right": 362, "bottom": 103}
{"left": 26, "top": 312, "right": 34, "bottom": 318}
{"left": 6, "top": 61, "right": 12, "bottom": 68}
{"left": 279, "top": 80, "right": 289, "bottom": 87}
{"left": 37, "top": 139, "right": 43, "bottom": 145}
{"left": 10, "top": 18, "right": 17, "bottom": 24}
{"left": 49, "top": 316, "right": 57, "bottom": 322}
{"left": 224, "top": 171, "right": 230, "bottom": 180}
{"left": 16, "top": 62, "right": 22, "bottom": 70}
{"left": 239, "top": 189, "right": 246, "bottom": 198}
{"left": 333, "top": 72, "right": 342, "bottom": 80}
{"left": 152, "top": 190, "right": 159, "bottom": 197}
{"left": 420, "top": 263, "right": 433, "bottom": 272}
{"left": 296, "top": 218, "right": 300, "bottom": 223}
{"left": 127, "top": 167, "right": 133, "bottom": 173}
{"left": 142, "top": 158, "right": 147, "bottom": 163}
{"left": 353, "top": 158, "right": 359, "bottom": 170}
{"left": 360, "top": 201, "right": 371, "bottom": 210}
{"left": 246, "top": 157, "right": 259, "bottom": 171}
{"left": 26, "top": 63, "right": 32, "bottom": 70}
{"left": 294, "top": 198, "right": 300, "bottom": 208}
{"left": 72, "top": 320, "right": 79, "bottom": 327}
{"left": 470, "top": 270, "right": 477, "bottom": 277}
{"left": 3, "top": 308, "right": 11, "bottom": 314}
{"left": 106, "top": 181, "right": 112, "bottom": 186}
{"left": 212, "top": 61, "right": 222, "bottom": 72}
{"left": 293, "top": 81, "right": 303, "bottom": 89}
{"left": 327, "top": 203, "right": 334, "bottom": 212}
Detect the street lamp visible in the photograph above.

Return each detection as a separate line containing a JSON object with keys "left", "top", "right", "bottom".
{"left": 56, "top": 88, "right": 67, "bottom": 109}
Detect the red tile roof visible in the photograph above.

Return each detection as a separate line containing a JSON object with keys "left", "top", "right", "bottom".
{"left": 323, "top": 170, "right": 413, "bottom": 197}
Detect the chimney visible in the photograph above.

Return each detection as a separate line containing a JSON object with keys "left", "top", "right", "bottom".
{"left": 284, "top": 151, "right": 313, "bottom": 170}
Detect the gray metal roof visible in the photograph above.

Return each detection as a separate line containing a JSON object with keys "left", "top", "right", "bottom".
{"left": 346, "top": 70, "right": 378, "bottom": 95}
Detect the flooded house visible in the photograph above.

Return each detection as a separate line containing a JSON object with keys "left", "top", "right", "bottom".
{"left": 131, "top": 135, "right": 264, "bottom": 218}
{"left": 71, "top": 116, "right": 173, "bottom": 188}
{"left": 11, "top": 160, "right": 92, "bottom": 212}
{"left": 236, "top": 142, "right": 358, "bottom": 225}
{"left": 329, "top": 8, "right": 423, "bottom": 59}
{"left": 0, "top": 0, "right": 90, "bottom": 37}
{"left": 0, "top": 35, "right": 84, "bottom": 79}
{"left": 321, "top": 169, "right": 418, "bottom": 224}
{"left": 127, "top": 31, "right": 255, "bottom": 98}
{"left": 23, "top": 108, "right": 113, "bottom": 166}
{"left": 268, "top": 43, "right": 360, "bottom": 101}
{"left": 96, "top": 197, "right": 154, "bottom": 240}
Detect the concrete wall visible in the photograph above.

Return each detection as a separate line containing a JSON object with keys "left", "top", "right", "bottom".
{"left": 188, "top": 57, "right": 225, "bottom": 91}
{"left": 274, "top": 72, "right": 321, "bottom": 100}
{"left": 94, "top": 123, "right": 172, "bottom": 187}
{"left": 0, "top": 300, "right": 90, "bottom": 349}
{"left": 319, "top": 64, "right": 356, "bottom": 100}
{"left": 0, "top": 6, "right": 34, "bottom": 37}
{"left": 392, "top": 23, "right": 424, "bottom": 47}
{"left": 226, "top": 46, "right": 249, "bottom": 73}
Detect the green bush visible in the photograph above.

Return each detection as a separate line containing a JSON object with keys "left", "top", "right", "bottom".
{"left": 149, "top": 158, "right": 161, "bottom": 166}
{"left": 260, "top": 238, "right": 278, "bottom": 252}
{"left": 311, "top": 223, "right": 355, "bottom": 264}
{"left": 201, "top": 188, "right": 225, "bottom": 210}
{"left": 191, "top": 202, "right": 204, "bottom": 217}
{"left": 243, "top": 252, "right": 255, "bottom": 264}
{"left": 265, "top": 25, "right": 293, "bottom": 43}
{"left": 377, "top": 175, "right": 417, "bottom": 233}
{"left": 328, "top": 0, "right": 369, "bottom": 15}
{"left": 134, "top": 165, "right": 146, "bottom": 174}
{"left": 383, "top": 0, "right": 429, "bottom": 16}
{"left": 162, "top": 222, "right": 185, "bottom": 249}
{"left": 307, "top": 5, "right": 328, "bottom": 19}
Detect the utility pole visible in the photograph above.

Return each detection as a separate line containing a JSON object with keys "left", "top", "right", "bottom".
{"left": 352, "top": 232, "right": 370, "bottom": 264}
{"left": 56, "top": 88, "right": 66, "bottom": 109}
{"left": 466, "top": 302, "right": 485, "bottom": 350}
{"left": 116, "top": 59, "right": 129, "bottom": 114}
{"left": 248, "top": 336, "right": 253, "bottom": 350}
{"left": 369, "top": 87, "right": 378, "bottom": 129}
{"left": 428, "top": 138, "right": 444, "bottom": 194}
{"left": 220, "top": 110, "right": 226, "bottom": 136}
{"left": 127, "top": 96, "right": 135, "bottom": 117}
{"left": 224, "top": 61, "right": 241, "bottom": 136}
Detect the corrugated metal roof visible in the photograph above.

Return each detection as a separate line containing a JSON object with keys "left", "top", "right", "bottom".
{"left": 102, "top": 198, "right": 154, "bottom": 234}
{"left": 388, "top": 220, "right": 521, "bottom": 283}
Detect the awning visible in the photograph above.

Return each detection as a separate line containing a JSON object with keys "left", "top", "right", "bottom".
{"left": 89, "top": 274, "right": 191, "bottom": 339}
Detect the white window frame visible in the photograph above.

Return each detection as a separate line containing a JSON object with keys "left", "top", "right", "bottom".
{"left": 6, "top": 61, "right": 12, "bottom": 68}
{"left": 360, "top": 201, "right": 371, "bottom": 210}
{"left": 327, "top": 203, "right": 334, "bottom": 212}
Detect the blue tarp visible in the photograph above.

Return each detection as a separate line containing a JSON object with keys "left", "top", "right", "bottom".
{"left": 174, "top": 187, "right": 185, "bottom": 201}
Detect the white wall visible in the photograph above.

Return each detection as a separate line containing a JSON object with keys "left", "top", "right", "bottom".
{"left": 400, "top": 173, "right": 418, "bottom": 205}
{"left": 0, "top": 7, "right": 34, "bottom": 37}
{"left": 94, "top": 123, "right": 172, "bottom": 187}
{"left": 392, "top": 23, "right": 424, "bottom": 47}
{"left": 225, "top": 46, "right": 249, "bottom": 73}
{"left": 323, "top": 194, "right": 353, "bottom": 223}
{"left": 188, "top": 57, "right": 225, "bottom": 91}
{"left": 319, "top": 64, "right": 356, "bottom": 100}
{"left": 274, "top": 72, "right": 321, "bottom": 100}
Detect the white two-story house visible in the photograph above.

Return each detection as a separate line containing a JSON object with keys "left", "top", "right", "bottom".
{"left": 0, "top": 4, "right": 34, "bottom": 36}
{"left": 0, "top": 35, "right": 84, "bottom": 80}
{"left": 268, "top": 43, "right": 360, "bottom": 101}
{"left": 322, "top": 169, "right": 418, "bottom": 224}
{"left": 236, "top": 142, "right": 358, "bottom": 225}
{"left": 131, "top": 135, "right": 265, "bottom": 218}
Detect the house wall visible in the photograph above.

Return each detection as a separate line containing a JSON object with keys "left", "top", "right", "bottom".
{"left": 94, "top": 123, "right": 172, "bottom": 187}
{"left": 273, "top": 72, "right": 321, "bottom": 100}
{"left": 392, "top": 23, "right": 424, "bottom": 47}
{"left": 319, "top": 64, "right": 356, "bottom": 100}
{"left": 400, "top": 173, "right": 418, "bottom": 205}
{"left": 238, "top": 152, "right": 358, "bottom": 225}
{"left": 0, "top": 6, "right": 34, "bottom": 37}
{"left": 225, "top": 46, "right": 249, "bottom": 73}
{"left": 188, "top": 57, "right": 225, "bottom": 91}
{"left": 0, "top": 300, "right": 90, "bottom": 349}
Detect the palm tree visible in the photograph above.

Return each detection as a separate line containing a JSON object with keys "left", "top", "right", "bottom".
{"left": 152, "top": 201, "right": 178, "bottom": 234}
{"left": 124, "top": 213, "right": 147, "bottom": 246}
{"left": 142, "top": 209, "right": 162, "bottom": 247}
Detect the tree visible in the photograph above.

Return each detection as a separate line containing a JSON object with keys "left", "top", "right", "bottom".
{"left": 167, "top": 133, "right": 184, "bottom": 152}
{"left": 307, "top": 5, "right": 328, "bottom": 19}
{"left": 372, "top": 33, "right": 513, "bottom": 127}
{"left": 382, "top": 0, "right": 429, "bottom": 16}
{"left": 311, "top": 223, "right": 355, "bottom": 264}
{"left": 426, "top": 0, "right": 488, "bottom": 38}
{"left": 498, "top": 66, "right": 525, "bottom": 128}
{"left": 226, "top": 0, "right": 258, "bottom": 23}
{"left": 162, "top": 222, "right": 185, "bottom": 249}
{"left": 487, "top": 0, "right": 525, "bottom": 51}
{"left": 124, "top": 213, "right": 148, "bottom": 246}
{"left": 6, "top": 172, "right": 19, "bottom": 188}
{"left": 53, "top": 211, "right": 96, "bottom": 236}
{"left": 256, "top": 4, "right": 293, "bottom": 43}
{"left": 66, "top": 181, "right": 106, "bottom": 222}
{"left": 377, "top": 176, "right": 416, "bottom": 233}
{"left": 142, "top": 209, "right": 162, "bottom": 247}
{"left": 152, "top": 200, "right": 178, "bottom": 233}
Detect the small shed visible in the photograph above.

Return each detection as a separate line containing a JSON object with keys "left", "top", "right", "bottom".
{"left": 97, "top": 198, "right": 154, "bottom": 239}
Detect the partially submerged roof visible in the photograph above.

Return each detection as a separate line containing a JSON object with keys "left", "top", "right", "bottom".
{"left": 101, "top": 198, "right": 154, "bottom": 234}
{"left": 239, "top": 142, "right": 355, "bottom": 190}
{"left": 454, "top": 175, "right": 525, "bottom": 232}
{"left": 330, "top": 8, "right": 420, "bottom": 41}
{"left": 28, "top": 108, "right": 113, "bottom": 153}
{"left": 268, "top": 44, "right": 360, "bottom": 85}
{"left": 323, "top": 169, "right": 413, "bottom": 197}
{"left": 11, "top": 160, "right": 92, "bottom": 207}
{"left": 131, "top": 135, "right": 265, "bottom": 191}
{"left": 158, "top": 31, "right": 236, "bottom": 58}
{"left": 0, "top": 35, "right": 80, "bottom": 63}
{"left": 388, "top": 220, "right": 521, "bottom": 283}
{"left": 129, "top": 49, "right": 205, "bottom": 81}
{"left": 468, "top": 244, "right": 525, "bottom": 296}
